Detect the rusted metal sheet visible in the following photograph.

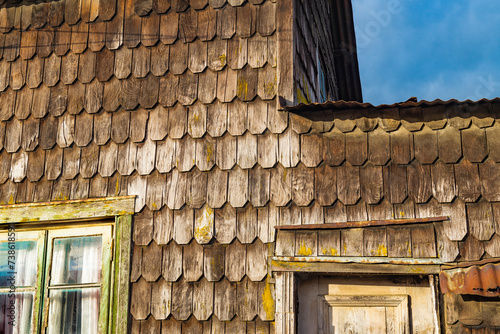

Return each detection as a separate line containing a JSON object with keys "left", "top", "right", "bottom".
{"left": 283, "top": 97, "right": 500, "bottom": 112}
{"left": 276, "top": 216, "right": 449, "bottom": 230}
{"left": 440, "top": 262, "right": 500, "bottom": 297}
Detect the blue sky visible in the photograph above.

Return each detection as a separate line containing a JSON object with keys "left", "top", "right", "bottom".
{"left": 351, "top": 0, "right": 500, "bottom": 105}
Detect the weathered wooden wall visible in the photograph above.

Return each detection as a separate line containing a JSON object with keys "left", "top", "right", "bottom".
{"left": 0, "top": 0, "right": 281, "bottom": 332}
{"left": 283, "top": 100, "right": 500, "bottom": 333}
{"left": 294, "top": 0, "right": 338, "bottom": 104}
{"left": 1, "top": 0, "right": 499, "bottom": 332}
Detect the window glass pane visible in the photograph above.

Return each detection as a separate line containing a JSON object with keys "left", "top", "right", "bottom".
{"left": 51, "top": 236, "right": 102, "bottom": 285}
{"left": 0, "top": 292, "right": 34, "bottom": 334}
{"left": 47, "top": 288, "right": 100, "bottom": 334}
{"left": 0, "top": 241, "right": 37, "bottom": 287}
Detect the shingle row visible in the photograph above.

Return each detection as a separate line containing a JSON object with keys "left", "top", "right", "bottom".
{"left": 131, "top": 314, "right": 273, "bottom": 334}
{"left": 0, "top": 1, "right": 277, "bottom": 60}
{"left": 130, "top": 236, "right": 268, "bottom": 281}
{"left": 130, "top": 276, "right": 275, "bottom": 322}
{"left": 0, "top": 61, "right": 277, "bottom": 108}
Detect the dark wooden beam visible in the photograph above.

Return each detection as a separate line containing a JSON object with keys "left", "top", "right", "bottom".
{"left": 275, "top": 216, "right": 449, "bottom": 230}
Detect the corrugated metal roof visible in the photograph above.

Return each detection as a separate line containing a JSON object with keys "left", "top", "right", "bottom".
{"left": 282, "top": 97, "right": 500, "bottom": 112}
{"left": 440, "top": 262, "right": 500, "bottom": 297}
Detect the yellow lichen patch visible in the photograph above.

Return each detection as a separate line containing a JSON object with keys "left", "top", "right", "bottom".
{"left": 206, "top": 141, "right": 213, "bottom": 164}
{"left": 282, "top": 168, "right": 288, "bottom": 181}
{"left": 219, "top": 54, "right": 226, "bottom": 67}
{"left": 52, "top": 193, "right": 69, "bottom": 201}
{"left": 8, "top": 195, "right": 14, "bottom": 205}
{"left": 115, "top": 177, "right": 120, "bottom": 196}
{"left": 262, "top": 278, "right": 275, "bottom": 320}
{"left": 321, "top": 247, "right": 338, "bottom": 256}
{"left": 410, "top": 267, "right": 426, "bottom": 274}
{"left": 237, "top": 78, "right": 248, "bottom": 100}
{"left": 265, "top": 75, "right": 277, "bottom": 96}
{"left": 297, "top": 241, "right": 313, "bottom": 256}
{"left": 195, "top": 205, "right": 214, "bottom": 243}
{"left": 372, "top": 244, "right": 388, "bottom": 257}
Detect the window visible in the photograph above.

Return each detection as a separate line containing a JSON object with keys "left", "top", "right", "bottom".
{"left": 0, "top": 196, "right": 134, "bottom": 334}
{"left": 1, "top": 224, "right": 113, "bottom": 333}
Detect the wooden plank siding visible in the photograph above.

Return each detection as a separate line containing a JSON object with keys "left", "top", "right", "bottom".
{"left": 0, "top": 0, "right": 500, "bottom": 332}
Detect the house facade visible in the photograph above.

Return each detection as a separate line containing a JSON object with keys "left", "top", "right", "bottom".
{"left": 0, "top": 0, "right": 499, "bottom": 333}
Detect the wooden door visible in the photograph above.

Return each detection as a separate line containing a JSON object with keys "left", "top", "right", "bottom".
{"left": 318, "top": 295, "right": 410, "bottom": 334}
{"left": 298, "top": 275, "right": 438, "bottom": 334}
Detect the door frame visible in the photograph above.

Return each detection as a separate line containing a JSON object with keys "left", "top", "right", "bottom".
{"left": 273, "top": 263, "right": 442, "bottom": 334}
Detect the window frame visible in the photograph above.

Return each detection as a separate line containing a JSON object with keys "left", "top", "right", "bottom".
{"left": 0, "top": 230, "right": 45, "bottom": 333}
{"left": 0, "top": 196, "right": 135, "bottom": 334}
{"left": 42, "top": 225, "right": 114, "bottom": 333}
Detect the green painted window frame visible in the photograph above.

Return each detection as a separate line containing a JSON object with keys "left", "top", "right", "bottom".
{"left": 0, "top": 196, "right": 135, "bottom": 334}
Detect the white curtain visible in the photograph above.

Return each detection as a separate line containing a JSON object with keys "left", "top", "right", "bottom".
{"left": 48, "top": 236, "right": 101, "bottom": 334}
{"left": 1, "top": 240, "right": 37, "bottom": 334}
{"left": 80, "top": 237, "right": 101, "bottom": 334}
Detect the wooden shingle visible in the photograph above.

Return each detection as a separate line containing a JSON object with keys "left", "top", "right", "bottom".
{"left": 390, "top": 125, "right": 412, "bottom": 165}
{"left": 173, "top": 206, "right": 194, "bottom": 244}
{"left": 183, "top": 241, "right": 204, "bottom": 282}
{"left": 437, "top": 124, "right": 462, "bottom": 164}
{"left": 130, "top": 278, "right": 151, "bottom": 321}
{"left": 26, "top": 57, "right": 44, "bottom": 88}
{"left": 314, "top": 164, "right": 336, "bottom": 206}
{"left": 153, "top": 206, "right": 174, "bottom": 245}
{"left": 292, "top": 163, "right": 314, "bottom": 207}
{"left": 207, "top": 37, "right": 227, "bottom": 71}
{"left": 214, "top": 278, "right": 237, "bottom": 321}
{"left": 454, "top": 159, "right": 481, "bottom": 202}
{"left": 462, "top": 124, "right": 488, "bottom": 163}
{"left": 103, "top": 78, "right": 122, "bottom": 112}
{"left": 162, "top": 241, "right": 183, "bottom": 282}
{"left": 171, "top": 279, "right": 193, "bottom": 321}
{"left": 26, "top": 149, "right": 45, "bottom": 182}
{"left": 142, "top": 241, "right": 162, "bottom": 282}
{"left": 139, "top": 74, "right": 160, "bottom": 109}
{"left": 360, "top": 162, "right": 383, "bottom": 205}
{"left": 214, "top": 203, "right": 236, "bottom": 244}
{"left": 193, "top": 278, "right": 214, "bottom": 321}
{"left": 204, "top": 243, "right": 225, "bottom": 282}
{"left": 225, "top": 240, "right": 246, "bottom": 281}
{"left": 431, "top": 160, "right": 456, "bottom": 203}
{"left": 236, "top": 276, "right": 258, "bottom": 321}
{"left": 216, "top": 133, "right": 237, "bottom": 170}
{"left": 70, "top": 22, "right": 89, "bottom": 54}
{"left": 337, "top": 162, "right": 360, "bottom": 205}
{"left": 441, "top": 199, "right": 467, "bottom": 242}
{"left": 10, "top": 58, "right": 27, "bottom": 92}
{"left": 194, "top": 204, "right": 214, "bottom": 243}
{"left": 88, "top": 21, "right": 106, "bottom": 52}
{"left": 407, "top": 162, "right": 432, "bottom": 204}
{"left": 249, "top": 165, "right": 270, "bottom": 207}
{"left": 48, "top": 82, "right": 68, "bottom": 117}
{"left": 236, "top": 204, "right": 258, "bottom": 244}
{"left": 467, "top": 199, "right": 495, "bottom": 241}
{"left": 151, "top": 279, "right": 172, "bottom": 320}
